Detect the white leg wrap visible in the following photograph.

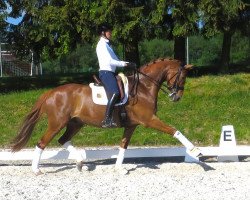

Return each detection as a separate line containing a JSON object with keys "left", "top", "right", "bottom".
{"left": 115, "top": 148, "right": 125, "bottom": 168}
{"left": 63, "top": 141, "right": 84, "bottom": 162}
{"left": 174, "top": 131, "right": 194, "bottom": 150}
{"left": 32, "top": 146, "right": 43, "bottom": 173}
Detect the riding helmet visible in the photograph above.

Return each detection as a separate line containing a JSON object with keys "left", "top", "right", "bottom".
{"left": 97, "top": 23, "right": 113, "bottom": 35}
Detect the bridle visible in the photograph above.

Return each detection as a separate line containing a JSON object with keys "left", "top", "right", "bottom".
{"left": 130, "top": 65, "right": 184, "bottom": 97}
{"left": 165, "top": 65, "right": 185, "bottom": 97}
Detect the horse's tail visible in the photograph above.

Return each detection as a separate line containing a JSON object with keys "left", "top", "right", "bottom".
{"left": 11, "top": 91, "right": 51, "bottom": 152}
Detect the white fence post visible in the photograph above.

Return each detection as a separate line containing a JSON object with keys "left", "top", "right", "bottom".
{"left": 0, "top": 42, "right": 2, "bottom": 77}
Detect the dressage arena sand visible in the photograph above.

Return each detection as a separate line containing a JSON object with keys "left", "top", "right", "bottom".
{"left": 0, "top": 157, "right": 249, "bottom": 200}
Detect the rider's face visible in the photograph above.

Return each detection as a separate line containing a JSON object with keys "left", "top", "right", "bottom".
{"left": 105, "top": 30, "right": 112, "bottom": 40}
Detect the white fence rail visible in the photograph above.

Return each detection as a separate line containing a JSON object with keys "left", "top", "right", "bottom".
{"left": 0, "top": 146, "right": 249, "bottom": 161}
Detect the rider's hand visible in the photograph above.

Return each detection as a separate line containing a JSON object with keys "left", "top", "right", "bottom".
{"left": 125, "top": 62, "right": 137, "bottom": 68}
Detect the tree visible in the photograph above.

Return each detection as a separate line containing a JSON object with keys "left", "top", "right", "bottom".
{"left": 0, "top": 1, "right": 8, "bottom": 41}
{"left": 199, "top": 0, "right": 250, "bottom": 73}
{"left": 91, "top": 0, "right": 157, "bottom": 65}
{"left": 5, "top": 0, "right": 97, "bottom": 63}
{"left": 4, "top": 0, "right": 201, "bottom": 67}
{"left": 4, "top": 0, "right": 249, "bottom": 74}
{"left": 5, "top": 0, "right": 46, "bottom": 62}
{"left": 150, "top": 0, "right": 200, "bottom": 64}
{"left": 140, "top": 38, "right": 174, "bottom": 64}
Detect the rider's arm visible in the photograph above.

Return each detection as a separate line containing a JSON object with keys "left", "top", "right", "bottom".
{"left": 96, "top": 40, "right": 127, "bottom": 70}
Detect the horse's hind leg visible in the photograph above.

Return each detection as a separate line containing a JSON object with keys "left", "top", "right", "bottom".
{"left": 32, "top": 119, "right": 67, "bottom": 175}
{"left": 32, "top": 127, "right": 63, "bottom": 175}
{"left": 58, "top": 118, "right": 86, "bottom": 171}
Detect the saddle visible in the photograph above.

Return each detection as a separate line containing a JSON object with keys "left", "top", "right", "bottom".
{"left": 92, "top": 74, "right": 125, "bottom": 100}
{"left": 89, "top": 73, "right": 129, "bottom": 106}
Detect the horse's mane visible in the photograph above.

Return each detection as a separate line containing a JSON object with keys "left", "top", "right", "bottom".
{"left": 139, "top": 57, "right": 180, "bottom": 71}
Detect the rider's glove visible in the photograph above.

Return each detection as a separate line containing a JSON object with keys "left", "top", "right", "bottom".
{"left": 125, "top": 62, "right": 137, "bottom": 68}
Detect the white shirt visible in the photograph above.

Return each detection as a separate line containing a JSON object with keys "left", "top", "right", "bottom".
{"left": 96, "top": 37, "right": 127, "bottom": 72}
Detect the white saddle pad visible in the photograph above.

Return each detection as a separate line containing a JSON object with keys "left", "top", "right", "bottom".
{"left": 89, "top": 73, "right": 129, "bottom": 106}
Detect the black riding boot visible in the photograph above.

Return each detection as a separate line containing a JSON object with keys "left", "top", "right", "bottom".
{"left": 102, "top": 93, "right": 119, "bottom": 128}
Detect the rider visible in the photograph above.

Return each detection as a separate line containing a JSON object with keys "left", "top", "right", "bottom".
{"left": 96, "top": 23, "right": 131, "bottom": 128}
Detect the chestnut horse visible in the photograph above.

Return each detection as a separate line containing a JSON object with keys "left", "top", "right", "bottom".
{"left": 11, "top": 58, "right": 202, "bottom": 175}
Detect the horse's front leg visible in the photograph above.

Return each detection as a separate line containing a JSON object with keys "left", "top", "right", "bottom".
{"left": 115, "top": 125, "right": 137, "bottom": 170}
{"left": 146, "top": 115, "right": 202, "bottom": 157}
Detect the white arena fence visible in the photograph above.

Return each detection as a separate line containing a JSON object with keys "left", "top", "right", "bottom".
{"left": 0, "top": 125, "right": 249, "bottom": 162}
{"left": 0, "top": 146, "right": 249, "bottom": 162}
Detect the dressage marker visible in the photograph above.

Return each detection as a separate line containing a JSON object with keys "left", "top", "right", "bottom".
{"left": 1, "top": 125, "right": 249, "bottom": 162}
{"left": 217, "top": 125, "right": 239, "bottom": 162}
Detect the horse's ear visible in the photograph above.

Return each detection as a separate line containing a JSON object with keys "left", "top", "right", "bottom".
{"left": 183, "top": 64, "right": 193, "bottom": 70}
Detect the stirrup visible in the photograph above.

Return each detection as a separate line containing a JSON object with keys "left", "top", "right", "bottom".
{"left": 101, "top": 119, "right": 117, "bottom": 128}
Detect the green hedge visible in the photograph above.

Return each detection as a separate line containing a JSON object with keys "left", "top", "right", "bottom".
{"left": 0, "top": 73, "right": 95, "bottom": 92}
{"left": 1, "top": 65, "right": 249, "bottom": 92}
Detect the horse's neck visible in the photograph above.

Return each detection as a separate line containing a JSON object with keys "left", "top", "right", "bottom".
{"left": 127, "top": 68, "right": 164, "bottom": 99}
{"left": 140, "top": 64, "right": 167, "bottom": 87}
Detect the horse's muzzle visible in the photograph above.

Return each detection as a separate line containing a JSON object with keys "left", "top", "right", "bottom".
{"left": 169, "top": 92, "right": 181, "bottom": 102}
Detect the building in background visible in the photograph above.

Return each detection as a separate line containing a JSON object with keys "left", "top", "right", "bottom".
{"left": 0, "top": 43, "right": 42, "bottom": 77}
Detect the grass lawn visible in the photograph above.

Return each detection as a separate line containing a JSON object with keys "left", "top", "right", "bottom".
{"left": 0, "top": 73, "right": 249, "bottom": 149}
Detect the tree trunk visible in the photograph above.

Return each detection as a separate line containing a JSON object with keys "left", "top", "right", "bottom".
{"left": 220, "top": 31, "right": 232, "bottom": 73}
{"left": 124, "top": 40, "right": 140, "bottom": 66}
{"left": 174, "top": 36, "right": 186, "bottom": 64}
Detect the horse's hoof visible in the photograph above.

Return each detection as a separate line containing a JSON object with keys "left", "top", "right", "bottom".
{"left": 115, "top": 166, "right": 129, "bottom": 175}
{"left": 119, "top": 168, "right": 129, "bottom": 175}
{"left": 34, "top": 170, "right": 43, "bottom": 176}
{"left": 190, "top": 147, "right": 203, "bottom": 158}
{"left": 76, "top": 161, "right": 90, "bottom": 172}
{"left": 76, "top": 161, "right": 83, "bottom": 171}
{"left": 82, "top": 165, "right": 89, "bottom": 171}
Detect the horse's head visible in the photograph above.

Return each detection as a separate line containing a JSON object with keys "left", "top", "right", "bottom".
{"left": 137, "top": 58, "right": 193, "bottom": 102}
{"left": 165, "top": 62, "right": 193, "bottom": 102}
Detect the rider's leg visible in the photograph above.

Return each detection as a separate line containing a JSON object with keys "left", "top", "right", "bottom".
{"left": 102, "top": 93, "right": 119, "bottom": 127}
{"left": 99, "top": 70, "right": 120, "bottom": 127}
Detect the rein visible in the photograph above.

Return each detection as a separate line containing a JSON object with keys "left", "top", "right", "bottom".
{"left": 130, "top": 65, "right": 184, "bottom": 96}
{"left": 137, "top": 70, "right": 169, "bottom": 94}
{"left": 130, "top": 68, "right": 140, "bottom": 97}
